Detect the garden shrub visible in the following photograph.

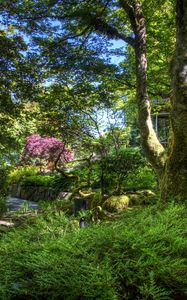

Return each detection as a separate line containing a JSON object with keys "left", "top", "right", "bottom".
{"left": 39, "top": 198, "right": 73, "bottom": 215}
{"left": 0, "top": 204, "right": 186, "bottom": 299}
{"left": 21, "top": 174, "right": 74, "bottom": 191}
{"left": 0, "top": 165, "right": 12, "bottom": 195}
{"left": 77, "top": 148, "right": 157, "bottom": 195}
{"left": 51, "top": 174, "right": 74, "bottom": 192}
{"left": 0, "top": 195, "right": 7, "bottom": 217}
{"left": 125, "top": 165, "right": 158, "bottom": 191}
{"left": 21, "top": 175, "right": 56, "bottom": 187}
{"left": 8, "top": 166, "right": 39, "bottom": 185}
{"left": 93, "top": 147, "right": 153, "bottom": 193}
{"left": 8, "top": 166, "right": 74, "bottom": 193}
{"left": 0, "top": 165, "right": 11, "bottom": 215}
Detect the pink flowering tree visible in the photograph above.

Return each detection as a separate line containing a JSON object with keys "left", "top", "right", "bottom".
{"left": 21, "top": 134, "right": 73, "bottom": 171}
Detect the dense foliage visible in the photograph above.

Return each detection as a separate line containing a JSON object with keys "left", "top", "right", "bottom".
{"left": 0, "top": 204, "right": 186, "bottom": 300}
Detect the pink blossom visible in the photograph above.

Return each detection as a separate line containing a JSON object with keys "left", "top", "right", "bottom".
{"left": 21, "top": 134, "right": 73, "bottom": 166}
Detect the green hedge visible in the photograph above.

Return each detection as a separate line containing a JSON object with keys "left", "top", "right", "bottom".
{"left": 8, "top": 166, "right": 39, "bottom": 185}
{"left": 21, "top": 175, "right": 56, "bottom": 187}
{"left": 21, "top": 174, "right": 73, "bottom": 191}
{"left": 0, "top": 204, "right": 186, "bottom": 299}
{"left": 8, "top": 166, "right": 74, "bottom": 191}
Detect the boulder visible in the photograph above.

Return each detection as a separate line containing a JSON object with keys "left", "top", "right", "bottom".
{"left": 103, "top": 195, "right": 130, "bottom": 213}
{"left": 127, "top": 189, "right": 157, "bottom": 205}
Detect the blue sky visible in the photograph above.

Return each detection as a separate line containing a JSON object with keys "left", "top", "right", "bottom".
{"left": 109, "top": 39, "right": 126, "bottom": 64}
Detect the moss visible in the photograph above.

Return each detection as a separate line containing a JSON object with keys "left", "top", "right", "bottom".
{"left": 160, "top": 127, "right": 187, "bottom": 204}
{"left": 103, "top": 191, "right": 157, "bottom": 213}
{"left": 127, "top": 189, "right": 157, "bottom": 205}
{"left": 103, "top": 195, "right": 130, "bottom": 213}
{"left": 160, "top": 166, "right": 187, "bottom": 205}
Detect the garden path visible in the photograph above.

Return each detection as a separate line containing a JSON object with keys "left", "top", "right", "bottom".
{"left": 7, "top": 196, "right": 38, "bottom": 212}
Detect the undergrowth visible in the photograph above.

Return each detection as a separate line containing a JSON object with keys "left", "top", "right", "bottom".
{"left": 0, "top": 204, "right": 186, "bottom": 299}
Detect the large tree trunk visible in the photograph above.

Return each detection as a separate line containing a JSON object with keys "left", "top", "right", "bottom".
{"left": 127, "top": 0, "right": 166, "bottom": 178}
{"left": 160, "top": 0, "right": 187, "bottom": 203}
{"left": 85, "top": 0, "right": 166, "bottom": 178}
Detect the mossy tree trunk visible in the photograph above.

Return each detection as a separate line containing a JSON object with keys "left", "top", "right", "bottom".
{"left": 118, "top": 1, "right": 166, "bottom": 178}
{"left": 120, "top": 0, "right": 187, "bottom": 202}
{"left": 130, "top": 0, "right": 166, "bottom": 178}
{"left": 160, "top": 0, "right": 187, "bottom": 203}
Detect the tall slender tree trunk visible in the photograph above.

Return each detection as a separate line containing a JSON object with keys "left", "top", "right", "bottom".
{"left": 160, "top": 0, "right": 187, "bottom": 203}
{"left": 125, "top": 0, "right": 166, "bottom": 178}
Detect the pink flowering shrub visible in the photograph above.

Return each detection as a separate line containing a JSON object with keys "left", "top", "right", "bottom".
{"left": 21, "top": 134, "right": 73, "bottom": 167}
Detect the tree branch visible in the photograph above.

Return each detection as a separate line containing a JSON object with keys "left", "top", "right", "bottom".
{"left": 119, "top": 0, "right": 137, "bottom": 33}
{"left": 88, "top": 14, "right": 135, "bottom": 46}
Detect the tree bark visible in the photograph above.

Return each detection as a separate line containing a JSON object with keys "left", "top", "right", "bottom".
{"left": 123, "top": 0, "right": 166, "bottom": 178}
{"left": 160, "top": 0, "right": 187, "bottom": 203}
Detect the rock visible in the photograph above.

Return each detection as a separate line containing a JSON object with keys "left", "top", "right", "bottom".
{"left": 0, "top": 220, "right": 14, "bottom": 227}
{"left": 127, "top": 189, "right": 157, "bottom": 205}
{"left": 57, "top": 192, "right": 72, "bottom": 200}
{"left": 103, "top": 195, "right": 130, "bottom": 213}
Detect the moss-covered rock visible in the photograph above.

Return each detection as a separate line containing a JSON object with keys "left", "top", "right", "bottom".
{"left": 103, "top": 195, "right": 130, "bottom": 213}
{"left": 103, "top": 190, "right": 157, "bottom": 212}
{"left": 127, "top": 189, "right": 157, "bottom": 205}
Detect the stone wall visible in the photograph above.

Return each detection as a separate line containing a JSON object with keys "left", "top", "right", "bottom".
{"left": 10, "top": 184, "right": 59, "bottom": 201}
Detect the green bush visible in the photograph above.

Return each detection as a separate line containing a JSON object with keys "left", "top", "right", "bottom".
{"left": 8, "top": 166, "right": 39, "bottom": 185}
{"left": 21, "top": 174, "right": 56, "bottom": 187}
{"left": 0, "top": 204, "right": 186, "bottom": 299}
{"left": 21, "top": 174, "right": 73, "bottom": 191}
{"left": 51, "top": 174, "right": 74, "bottom": 191}
{"left": 0, "top": 165, "right": 12, "bottom": 216}
{"left": 8, "top": 166, "right": 73, "bottom": 192}
{"left": 0, "top": 195, "right": 7, "bottom": 217}
{"left": 0, "top": 165, "right": 12, "bottom": 195}
{"left": 94, "top": 147, "right": 149, "bottom": 193}
{"left": 125, "top": 165, "right": 158, "bottom": 191}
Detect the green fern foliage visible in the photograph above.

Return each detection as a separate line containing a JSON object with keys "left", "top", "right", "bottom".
{"left": 0, "top": 204, "right": 186, "bottom": 299}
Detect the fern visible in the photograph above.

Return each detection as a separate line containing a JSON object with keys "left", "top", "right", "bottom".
{"left": 139, "top": 272, "right": 172, "bottom": 299}
{"left": 0, "top": 203, "right": 186, "bottom": 299}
